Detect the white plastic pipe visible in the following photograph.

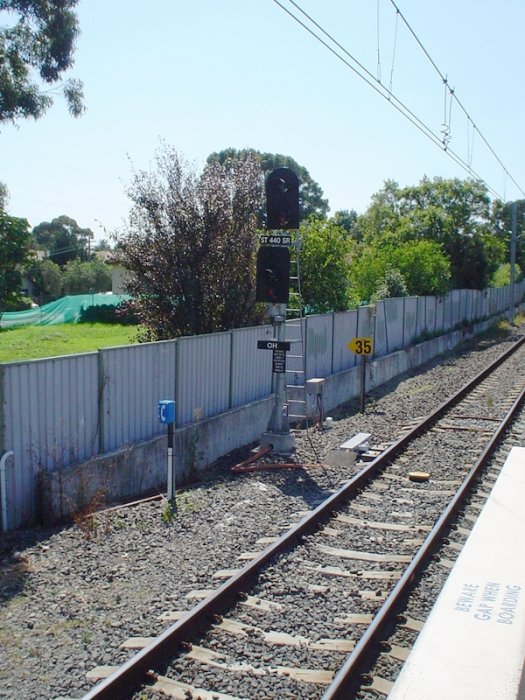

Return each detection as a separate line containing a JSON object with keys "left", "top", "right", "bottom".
{"left": 0, "top": 450, "right": 14, "bottom": 532}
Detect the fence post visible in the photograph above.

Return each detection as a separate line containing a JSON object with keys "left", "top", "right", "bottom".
{"left": 229, "top": 330, "right": 234, "bottom": 410}
{"left": 0, "top": 364, "right": 5, "bottom": 459}
{"left": 97, "top": 350, "right": 105, "bottom": 454}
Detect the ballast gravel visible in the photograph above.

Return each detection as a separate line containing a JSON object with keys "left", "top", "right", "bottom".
{"left": 0, "top": 324, "right": 523, "bottom": 700}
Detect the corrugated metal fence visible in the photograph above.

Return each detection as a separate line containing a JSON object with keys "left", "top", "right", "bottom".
{"left": 1, "top": 283, "right": 523, "bottom": 528}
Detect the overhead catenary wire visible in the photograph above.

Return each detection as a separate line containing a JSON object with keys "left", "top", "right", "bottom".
{"left": 271, "top": 0, "right": 524, "bottom": 201}
{"left": 386, "top": 0, "right": 525, "bottom": 199}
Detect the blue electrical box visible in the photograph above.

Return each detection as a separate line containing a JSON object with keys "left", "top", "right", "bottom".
{"left": 158, "top": 400, "right": 175, "bottom": 424}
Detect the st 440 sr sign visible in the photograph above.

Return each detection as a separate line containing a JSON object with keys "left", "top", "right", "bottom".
{"left": 347, "top": 337, "right": 373, "bottom": 355}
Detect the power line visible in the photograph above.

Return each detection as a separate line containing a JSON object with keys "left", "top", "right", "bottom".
{"left": 271, "top": 0, "right": 523, "bottom": 201}
{"left": 387, "top": 0, "right": 525, "bottom": 199}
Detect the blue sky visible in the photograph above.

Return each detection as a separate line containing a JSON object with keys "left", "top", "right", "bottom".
{"left": 2, "top": 0, "right": 525, "bottom": 242}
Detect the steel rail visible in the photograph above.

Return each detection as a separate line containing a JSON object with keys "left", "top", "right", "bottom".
{"left": 322, "top": 351, "right": 525, "bottom": 698}
{"left": 83, "top": 335, "right": 525, "bottom": 700}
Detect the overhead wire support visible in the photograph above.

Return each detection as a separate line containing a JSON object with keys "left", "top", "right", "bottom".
{"left": 387, "top": 0, "right": 525, "bottom": 199}
{"left": 271, "top": 0, "right": 504, "bottom": 200}
{"left": 387, "top": 7, "right": 399, "bottom": 96}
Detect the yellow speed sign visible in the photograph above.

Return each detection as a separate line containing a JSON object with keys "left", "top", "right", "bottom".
{"left": 347, "top": 337, "right": 373, "bottom": 355}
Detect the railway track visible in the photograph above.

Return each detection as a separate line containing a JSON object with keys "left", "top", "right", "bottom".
{"left": 83, "top": 335, "right": 525, "bottom": 700}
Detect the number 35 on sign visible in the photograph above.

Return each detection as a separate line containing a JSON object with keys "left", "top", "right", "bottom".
{"left": 347, "top": 337, "right": 373, "bottom": 355}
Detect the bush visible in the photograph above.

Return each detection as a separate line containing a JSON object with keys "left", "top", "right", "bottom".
{"left": 78, "top": 301, "right": 139, "bottom": 325}
{"left": 371, "top": 268, "right": 408, "bottom": 301}
{"left": 2, "top": 295, "right": 34, "bottom": 311}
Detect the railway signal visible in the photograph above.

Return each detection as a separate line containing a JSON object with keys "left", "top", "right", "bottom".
{"left": 256, "top": 167, "right": 300, "bottom": 454}
{"left": 266, "top": 167, "right": 300, "bottom": 230}
{"left": 255, "top": 245, "right": 290, "bottom": 304}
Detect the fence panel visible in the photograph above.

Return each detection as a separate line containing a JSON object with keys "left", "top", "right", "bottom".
{"left": 382, "top": 298, "right": 404, "bottom": 353}
{"left": 101, "top": 340, "right": 177, "bottom": 453}
{"left": 451, "top": 289, "right": 461, "bottom": 326}
{"left": 176, "top": 332, "right": 231, "bottom": 426}
{"left": 231, "top": 325, "right": 273, "bottom": 408}
{"left": 424, "top": 297, "right": 437, "bottom": 337}
{"left": 305, "top": 314, "right": 333, "bottom": 379}
{"left": 373, "top": 302, "right": 387, "bottom": 358}
{"left": 443, "top": 293, "right": 454, "bottom": 331}
{"left": 416, "top": 297, "right": 426, "bottom": 339}
{"left": 403, "top": 297, "right": 418, "bottom": 347}
{"left": 332, "top": 310, "right": 359, "bottom": 373}
{"left": 3, "top": 353, "right": 99, "bottom": 527}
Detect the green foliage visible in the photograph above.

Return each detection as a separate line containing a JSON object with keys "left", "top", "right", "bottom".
{"left": 350, "top": 239, "right": 450, "bottom": 303}
{"left": 207, "top": 148, "right": 329, "bottom": 223}
{"left": 0, "top": 182, "right": 7, "bottom": 209}
{"left": 371, "top": 268, "right": 408, "bottom": 302}
{"left": 2, "top": 295, "right": 33, "bottom": 311}
{"left": 299, "top": 219, "right": 353, "bottom": 313}
{"left": 119, "top": 146, "right": 265, "bottom": 339}
{"left": 79, "top": 301, "right": 138, "bottom": 325}
{"left": 387, "top": 239, "right": 450, "bottom": 296}
{"left": 32, "top": 215, "right": 94, "bottom": 265}
{"left": 330, "top": 209, "right": 360, "bottom": 239}
{"left": 0, "top": 213, "right": 33, "bottom": 311}
{"left": 490, "top": 262, "right": 523, "bottom": 288}
{"left": 62, "top": 259, "right": 111, "bottom": 295}
{"left": 26, "top": 258, "right": 62, "bottom": 302}
{"left": 161, "top": 499, "right": 177, "bottom": 523}
{"left": 0, "top": 0, "right": 84, "bottom": 125}
{"left": 357, "top": 177, "right": 504, "bottom": 290}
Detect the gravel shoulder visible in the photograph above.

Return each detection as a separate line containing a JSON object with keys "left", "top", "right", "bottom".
{"left": 0, "top": 322, "right": 523, "bottom": 700}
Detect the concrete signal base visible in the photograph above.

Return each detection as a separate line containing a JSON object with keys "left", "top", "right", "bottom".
{"left": 259, "top": 430, "right": 295, "bottom": 455}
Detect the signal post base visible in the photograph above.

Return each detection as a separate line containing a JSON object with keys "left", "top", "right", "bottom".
{"left": 260, "top": 430, "right": 295, "bottom": 456}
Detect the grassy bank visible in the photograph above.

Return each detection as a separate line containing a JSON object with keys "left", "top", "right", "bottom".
{"left": 0, "top": 324, "right": 140, "bottom": 363}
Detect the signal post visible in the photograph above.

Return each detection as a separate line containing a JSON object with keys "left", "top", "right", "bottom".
{"left": 256, "top": 168, "right": 299, "bottom": 455}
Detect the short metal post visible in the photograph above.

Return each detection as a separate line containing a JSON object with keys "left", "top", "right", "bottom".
{"left": 167, "top": 422, "right": 174, "bottom": 501}
{"left": 158, "top": 400, "right": 176, "bottom": 502}
{"left": 360, "top": 354, "right": 367, "bottom": 413}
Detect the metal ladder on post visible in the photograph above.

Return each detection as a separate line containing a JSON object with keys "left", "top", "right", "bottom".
{"left": 285, "top": 231, "right": 308, "bottom": 424}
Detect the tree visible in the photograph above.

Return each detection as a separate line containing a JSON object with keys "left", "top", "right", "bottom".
{"left": 299, "top": 219, "right": 353, "bottom": 313}
{"left": 357, "top": 177, "right": 504, "bottom": 290}
{"left": 0, "top": 0, "right": 84, "bottom": 125}
{"left": 62, "top": 259, "right": 111, "bottom": 295}
{"left": 93, "top": 238, "right": 112, "bottom": 251}
{"left": 32, "top": 215, "right": 93, "bottom": 265}
{"left": 0, "top": 182, "right": 8, "bottom": 209}
{"left": 27, "top": 258, "right": 62, "bottom": 302}
{"left": 330, "top": 209, "right": 360, "bottom": 239}
{"left": 0, "top": 213, "right": 34, "bottom": 311}
{"left": 117, "top": 146, "right": 264, "bottom": 339}
{"left": 207, "top": 148, "right": 329, "bottom": 223}
{"left": 371, "top": 268, "right": 408, "bottom": 302}
{"left": 349, "top": 240, "right": 450, "bottom": 303}
{"left": 491, "top": 262, "right": 523, "bottom": 288}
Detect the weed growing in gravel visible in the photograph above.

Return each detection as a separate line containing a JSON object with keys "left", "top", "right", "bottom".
{"left": 177, "top": 491, "right": 198, "bottom": 514}
{"left": 72, "top": 488, "right": 108, "bottom": 540}
{"left": 135, "top": 518, "right": 149, "bottom": 531}
{"left": 160, "top": 492, "right": 198, "bottom": 523}
{"left": 160, "top": 499, "right": 177, "bottom": 524}
{"left": 112, "top": 515, "right": 127, "bottom": 530}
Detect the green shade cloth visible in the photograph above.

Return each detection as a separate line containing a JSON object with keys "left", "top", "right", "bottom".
{"left": 0, "top": 294, "right": 131, "bottom": 328}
